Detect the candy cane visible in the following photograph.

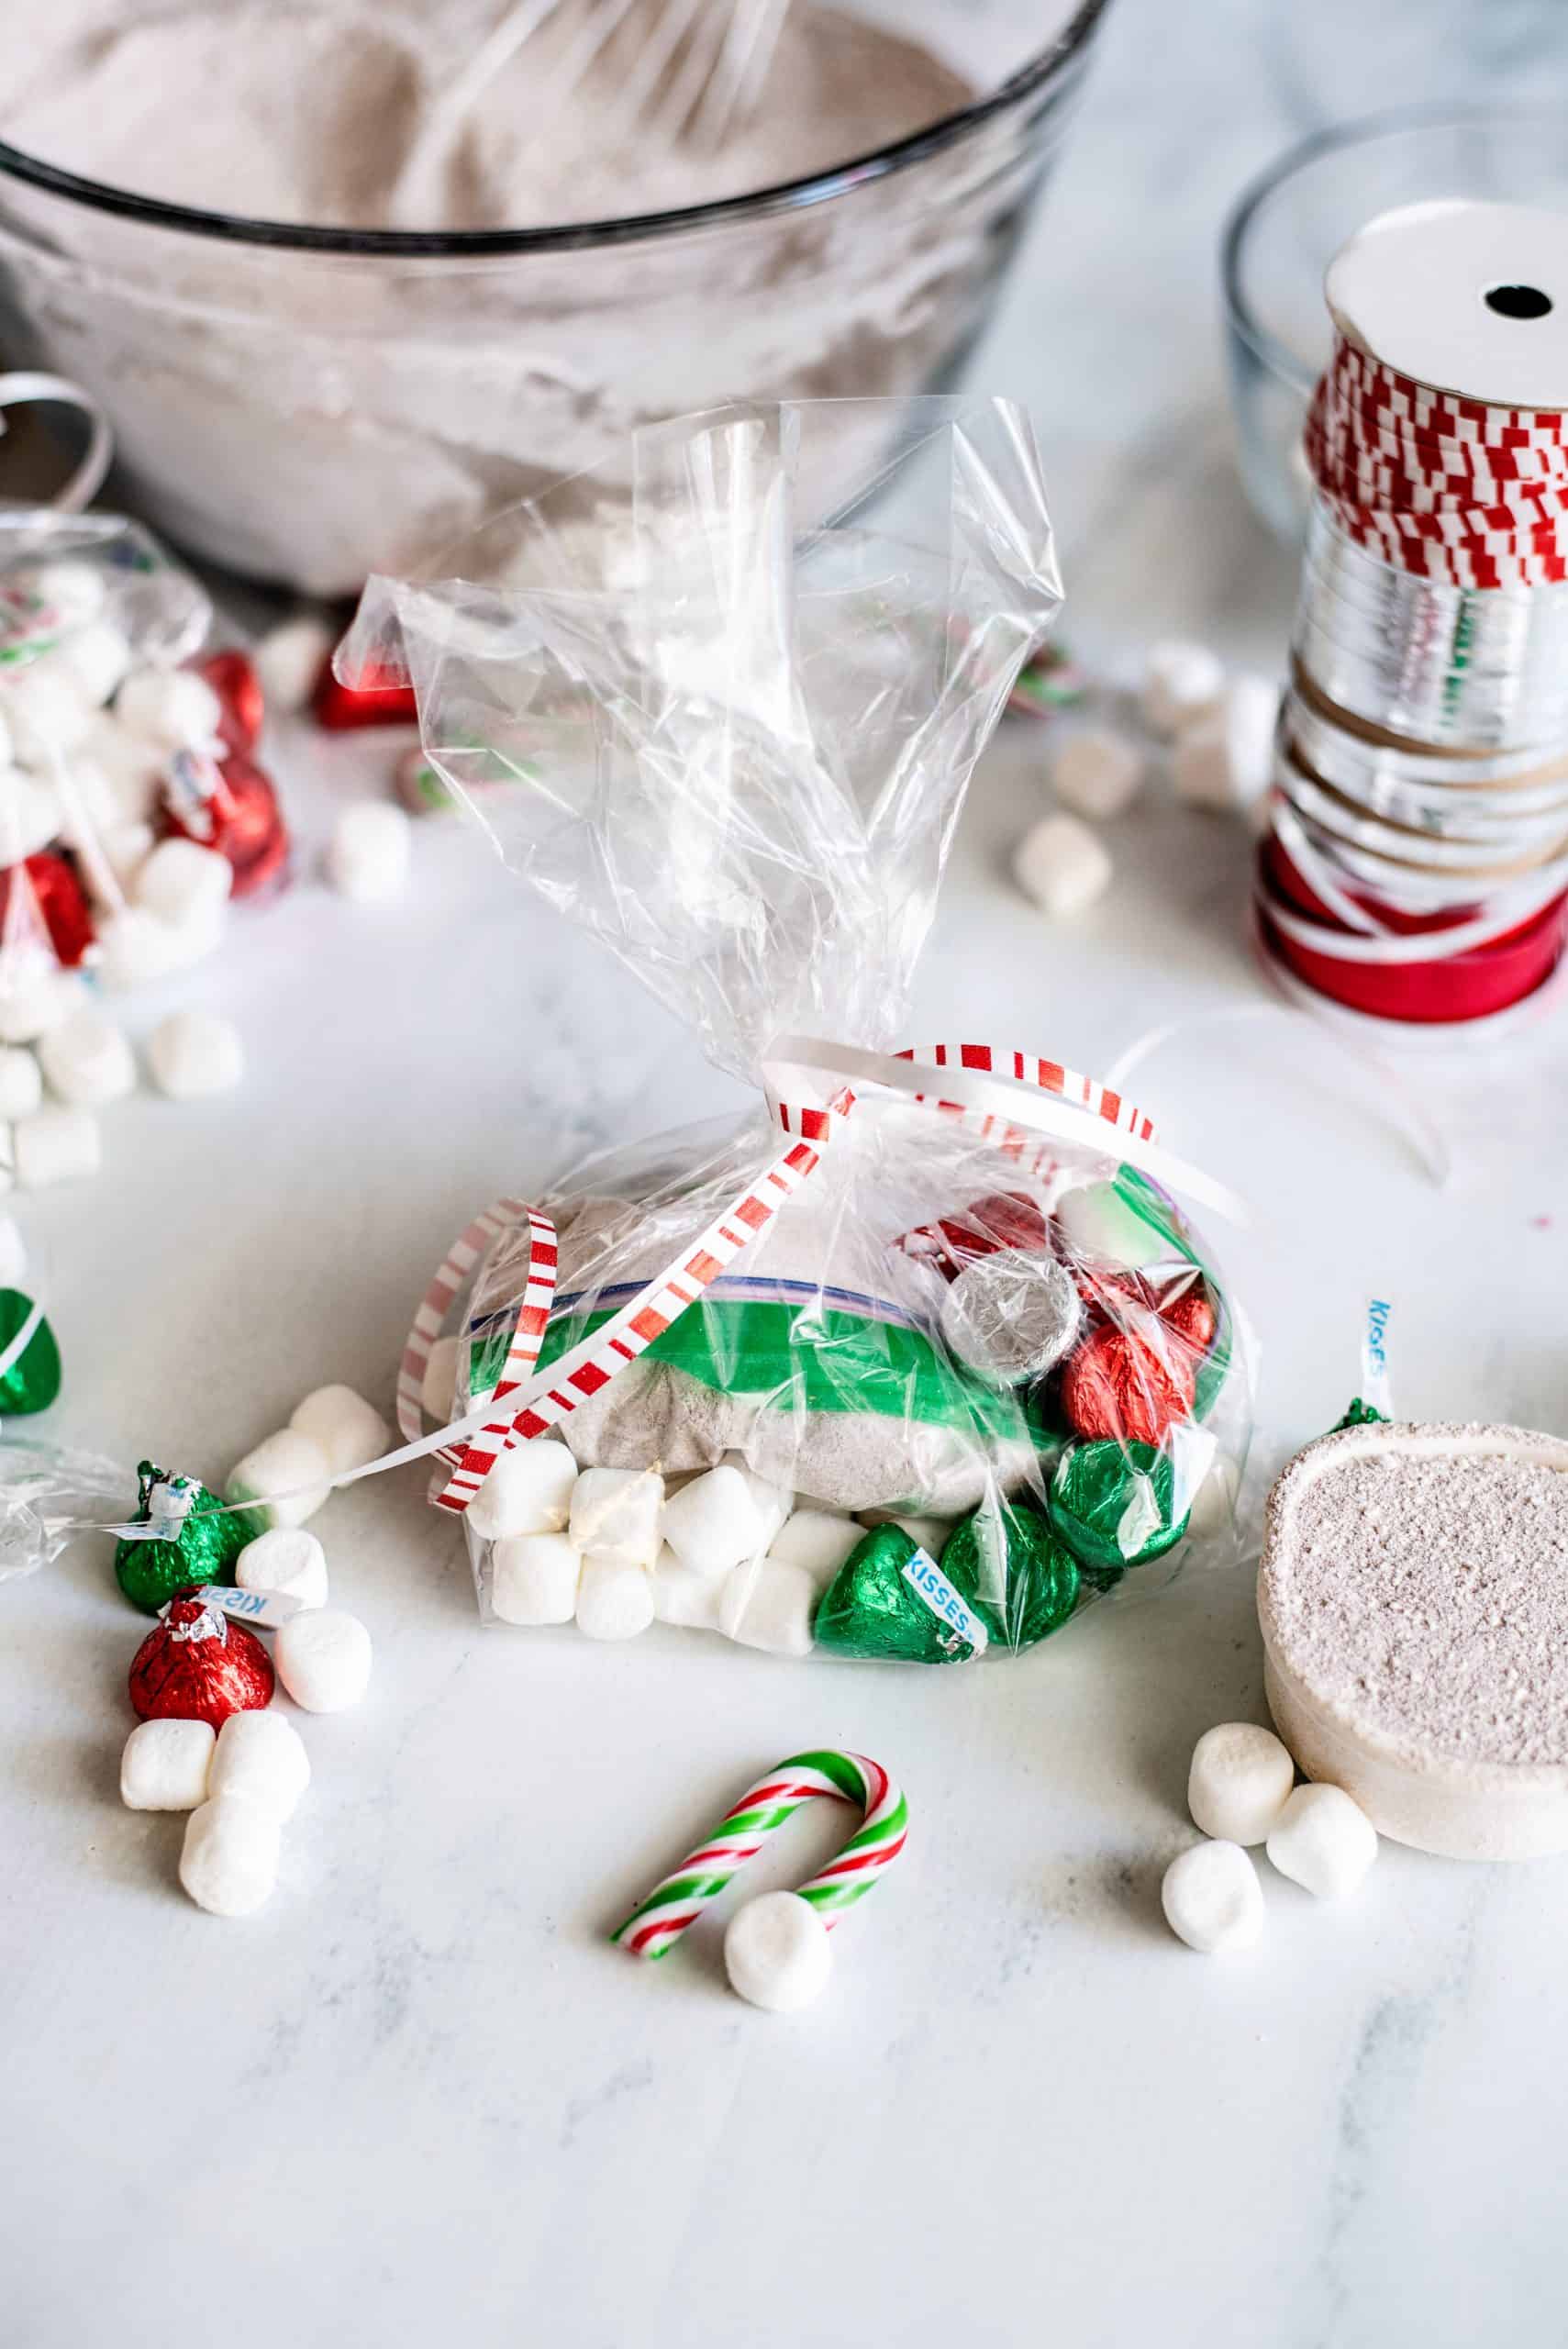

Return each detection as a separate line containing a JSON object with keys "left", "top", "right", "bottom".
{"left": 610, "top": 1748, "right": 907, "bottom": 1961}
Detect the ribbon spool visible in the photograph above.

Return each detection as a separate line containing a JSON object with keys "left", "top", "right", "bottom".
{"left": 1258, "top": 199, "right": 1568, "bottom": 1031}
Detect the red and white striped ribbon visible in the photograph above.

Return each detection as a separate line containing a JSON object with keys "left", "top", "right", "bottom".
{"left": 434, "top": 1208, "right": 560, "bottom": 1508}
{"left": 1307, "top": 334, "right": 1568, "bottom": 587}
{"left": 427, "top": 1119, "right": 833, "bottom": 1514}
{"left": 395, "top": 1195, "right": 529, "bottom": 1454}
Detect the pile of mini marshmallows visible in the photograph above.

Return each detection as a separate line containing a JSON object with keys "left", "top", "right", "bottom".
{"left": 0, "top": 566, "right": 256, "bottom": 1185}
{"left": 122, "top": 1382, "right": 385, "bottom": 1918}
{"left": 429, "top": 1344, "right": 951, "bottom": 1657}
{"left": 1012, "top": 642, "right": 1278, "bottom": 919}
{"left": 2, "top": 985, "right": 245, "bottom": 1189}
{"left": 471, "top": 1443, "right": 865, "bottom": 1656}
{"left": 1161, "top": 1720, "right": 1379, "bottom": 1954}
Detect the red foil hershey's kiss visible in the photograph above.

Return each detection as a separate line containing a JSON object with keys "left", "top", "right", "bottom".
{"left": 1161, "top": 1283, "right": 1217, "bottom": 1353}
{"left": 196, "top": 650, "right": 265, "bottom": 756}
{"left": 128, "top": 1592, "right": 275, "bottom": 1729}
{"left": 0, "top": 852, "right": 95, "bottom": 967}
{"left": 1061, "top": 1323, "right": 1196, "bottom": 1448}
{"left": 161, "top": 748, "right": 290, "bottom": 899}
{"left": 312, "top": 656, "right": 417, "bottom": 730}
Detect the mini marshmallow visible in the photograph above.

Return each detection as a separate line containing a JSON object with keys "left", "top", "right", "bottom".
{"left": 1054, "top": 1178, "right": 1168, "bottom": 1272}
{"left": 1142, "top": 639, "right": 1225, "bottom": 737}
{"left": 1265, "top": 1783, "right": 1378, "bottom": 1899}
{"left": 723, "top": 1457, "right": 792, "bottom": 1550}
{"left": 0, "top": 1212, "right": 26, "bottom": 1287}
{"left": 274, "top": 1607, "right": 373, "bottom": 1711}
{"left": 115, "top": 664, "right": 224, "bottom": 752}
{"left": 16, "top": 1105, "right": 99, "bottom": 1186}
{"left": 236, "top": 1527, "right": 329, "bottom": 1610}
{"left": 37, "top": 1008, "right": 135, "bottom": 1108}
{"left": 93, "top": 908, "right": 180, "bottom": 991}
{"left": 227, "top": 1428, "right": 334, "bottom": 1530}
{"left": 1051, "top": 727, "right": 1145, "bottom": 821}
{"left": 134, "top": 837, "right": 232, "bottom": 927}
{"left": 95, "top": 898, "right": 224, "bottom": 989}
{"left": 1012, "top": 813, "right": 1113, "bottom": 918}
{"left": 0, "top": 967, "right": 84, "bottom": 1044}
{"left": 0, "top": 769, "right": 64, "bottom": 862}
{"left": 422, "top": 1334, "right": 462, "bottom": 1421}
{"left": 0, "top": 1048, "right": 40, "bottom": 1121}
{"left": 327, "top": 802, "right": 411, "bottom": 903}
{"left": 1161, "top": 1839, "right": 1265, "bottom": 1954}
{"left": 253, "top": 614, "right": 334, "bottom": 713}
{"left": 55, "top": 752, "right": 118, "bottom": 836}
{"left": 662, "top": 1463, "right": 778, "bottom": 1578}
{"left": 490, "top": 1531, "right": 581, "bottom": 1625}
{"left": 651, "top": 1544, "right": 726, "bottom": 1631}
{"left": 724, "top": 1889, "right": 833, "bottom": 2012}
{"left": 179, "top": 1795, "right": 282, "bottom": 1916}
{"left": 1173, "top": 674, "right": 1278, "bottom": 813}
{"left": 208, "top": 1709, "right": 311, "bottom": 1821}
{"left": 467, "top": 1440, "right": 578, "bottom": 1541}
{"left": 717, "top": 1559, "right": 817, "bottom": 1658}
{"left": 289, "top": 1384, "right": 389, "bottom": 1477}
{"left": 769, "top": 1508, "right": 863, "bottom": 1588}
{"left": 120, "top": 1717, "right": 215, "bottom": 1811}
{"left": 97, "top": 819, "right": 155, "bottom": 887}
{"left": 79, "top": 712, "right": 163, "bottom": 820}
{"left": 568, "top": 1466, "right": 663, "bottom": 1567}
{"left": 28, "top": 558, "right": 106, "bottom": 630}
{"left": 4, "top": 663, "right": 94, "bottom": 760}
{"left": 1188, "top": 1722, "right": 1296, "bottom": 1846}
{"left": 574, "top": 1555, "right": 655, "bottom": 1641}
{"left": 59, "top": 619, "right": 133, "bottom": 707}
{"left": 146, "top": 1009, "right": 244, "bottom": 1100}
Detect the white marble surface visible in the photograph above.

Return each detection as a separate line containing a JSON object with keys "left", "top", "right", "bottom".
{"left": 7, "top": 4, "right": 1568, "bottom": 2343}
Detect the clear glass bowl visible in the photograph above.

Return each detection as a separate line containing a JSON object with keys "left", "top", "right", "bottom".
{"left": 1222, "top": 105, "right": 1568, "bottom": 545}
{"left": 0, "top": 0, "right": 1108, "bottom": 595}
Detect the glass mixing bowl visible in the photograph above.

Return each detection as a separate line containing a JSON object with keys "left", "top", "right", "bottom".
{"left": 1222, "top": 104, "right": 1568, "bottom": 545}
{"left": 0, "top": 0, "right": 1109, "bottom": 596}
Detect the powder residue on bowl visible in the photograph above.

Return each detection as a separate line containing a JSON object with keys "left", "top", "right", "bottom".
{"left": 1263, "top": 1437, "right": 1568, "bottom": 1770}
{"left": 1, "top": 0, "right": 976, "bottom": 231}
{"left": 0, "top": 0, "right": 1079, "bottom": 592}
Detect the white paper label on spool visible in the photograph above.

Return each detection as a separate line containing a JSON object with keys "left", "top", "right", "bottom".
{"left": 1326, "top": 200, "right": 1568, "bottom": 411}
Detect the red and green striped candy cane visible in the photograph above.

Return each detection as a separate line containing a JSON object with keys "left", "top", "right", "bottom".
{"left": 611, "top": 1748, "right": 907, "bottom": 1961}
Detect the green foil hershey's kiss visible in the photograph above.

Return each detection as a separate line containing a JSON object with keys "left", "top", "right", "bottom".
{"left": 1049, "top": 1440, "right": 1191, "bottom": 1580}
{"left": 940, "top": 1502, "right": 1080, "bottom": 1653}
{"left": 0, "top": 1288, "right": 61, "bottom": 1415}
{"left": 814, "top": 1525, "right": 983, "bottom": 1664}
{"left": 114, "top": 1461, "right": 264, "bottom": 1616}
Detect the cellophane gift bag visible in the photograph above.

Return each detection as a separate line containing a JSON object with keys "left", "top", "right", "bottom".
{"left": 342, "top": 397, "right": 1252, "bottom": 1664}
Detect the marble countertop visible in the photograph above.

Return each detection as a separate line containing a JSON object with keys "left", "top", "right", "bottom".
{"left": 6, "top": 3, "right": 1568, "bottom": 2343}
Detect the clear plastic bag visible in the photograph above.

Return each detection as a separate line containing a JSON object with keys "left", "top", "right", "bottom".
{"left": 0, "top": 507, "right": 215, "bottom": 992}
{"left": 343, "top": 397, "right": 1252, "bottom": 1662}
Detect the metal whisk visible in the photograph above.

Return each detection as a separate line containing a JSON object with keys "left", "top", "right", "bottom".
{"left": 392, "top": 0, "right": 790, "bottom": 225}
